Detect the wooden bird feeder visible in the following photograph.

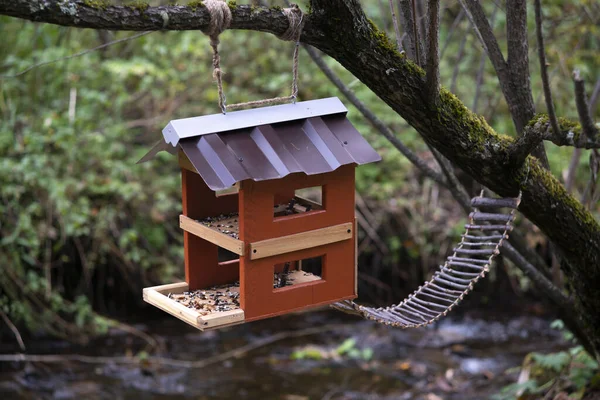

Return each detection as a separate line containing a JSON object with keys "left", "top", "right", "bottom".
{"left": 139, "top": 97, "right": 381, "bottom": 330}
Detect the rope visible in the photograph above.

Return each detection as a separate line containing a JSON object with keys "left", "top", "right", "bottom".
{"left": 201, "top": 2, "right": 304, "bottom": 113}
{"left": 332, "top": 191, "right": 522, "bottom": 328}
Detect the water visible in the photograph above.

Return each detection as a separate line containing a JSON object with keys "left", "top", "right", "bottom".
{"left": 0, "top": 310, "right": 567, "bottom": 399}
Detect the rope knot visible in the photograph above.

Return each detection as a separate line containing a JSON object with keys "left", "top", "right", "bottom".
{"left": 201, "top": 0, "right": 232, "bottom": 40}
{"left": 279, "top": 4, "right": 305, "bottom": 42}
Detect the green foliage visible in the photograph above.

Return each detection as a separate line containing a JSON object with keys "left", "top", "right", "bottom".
{"left": 290, "top": 337, "right": 373, "bottom": 361}
{"left": 494, "top": 321, "right": 600, "bottom": 399}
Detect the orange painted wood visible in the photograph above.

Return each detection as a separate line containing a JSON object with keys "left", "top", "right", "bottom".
{"left": 181, "top": 168, "right": 239, "bottom": 290}
{"left": 238, "top": 166, "right": 356, "bottom": 319}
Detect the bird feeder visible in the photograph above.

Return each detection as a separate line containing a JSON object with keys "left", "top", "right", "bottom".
{"left": 139, "top": 97, "right": 381, "bottom": 330}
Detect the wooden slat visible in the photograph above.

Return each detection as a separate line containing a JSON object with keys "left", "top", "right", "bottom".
{"left": 143, "top": 283, "right": 202, "bottom": 328}
{"left": 147, "top": 281, "right": 188, "bottom": 295}
{"left": 143, "top": 282, "right": 245, "bottom": 331}
{"left": 249, "top": 222, "right": 353, "bottom": 260}
{"left": 199, "top": 309, "right": 245, "bottom": 329}
{"left": 180, "top": 215, "right": 245, "bottom": 256}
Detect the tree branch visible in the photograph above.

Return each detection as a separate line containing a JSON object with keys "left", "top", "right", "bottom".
{"left": 425, "top": 0, "right": 440, "bottom": 103}
{"left": 506, "top": 0, "right": 535, "bottom": 133}
{"left": 459, "top": 0, "right": 510, "bottom": 94}
{"left": 397, "top": 0, "right": 418, "bottom": 61}
{"left": 461, "top": 0, "right": 549, "bottom": 166}
{"left": 534, "top": 0, "right": 561, "bottom": 141}
{"left": 303, "top": 45, "right": 447, "bottom": 187}
{"left": 573, "top": 70, "right": 599, "bottom": 141}
{"left": 508, "top": 114, "right": 600, "bottom": 166}
{"left": 0, "top": 1, "right": 293, "bottom": 35}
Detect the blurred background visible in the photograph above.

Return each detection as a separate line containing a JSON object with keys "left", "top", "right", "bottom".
{"left": 0, "top": 0, "right": 598, "bottom": 398}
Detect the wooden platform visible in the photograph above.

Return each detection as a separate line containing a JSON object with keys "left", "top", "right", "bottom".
{"left": 143, "top": 282, "right": 245, "bottom": 331}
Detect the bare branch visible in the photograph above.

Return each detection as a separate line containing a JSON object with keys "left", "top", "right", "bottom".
{"left": 460, "top": 0, "right": 548, "bottom": 169}
{"left": 506, "top": 0, "right": 536, "bottom": 134}
{"left": 428, "top": 146, "right": 471, "bottom": 214}
{"left": 573, "top": 70, "right": 599, "bottom": 141}
{"left": 388, "top": 0, "right": 403, "bottom": 52}
{"left": 440, "top": 8, "right": 464, "bottom": 59}
{"left": 472, "top": 4, "right": 499, "bottom": 112}
{"left": 398, "top": 0, "right": 418, "bottom": 60}
{"left": 459, "top": 0, "right": 509, "bottom": 88}
{"left": 0, "top": 1, "right": 293, "bottom": 35}
{"left": 425, "top": 0, "right": 440, "bottom": 102}
{"left": 450, "top": 29, "right": 468, "bottom": 94}
{"left": 303, "top": 45, "right": 447, "bottom": 187}
{"left": 411, "top": 0, "right": 423, "bottom": 66}
{"left": 0, "top": 310, "right": 26, "bottom": 352}
{"left": 566, "top": 79, "right": 600, "bottom": 192}
{"left": 508, "top": 114, "right": 600, "bottom": 166}
{"left": 534, "top": 0, "right": 561, "bottom": 141}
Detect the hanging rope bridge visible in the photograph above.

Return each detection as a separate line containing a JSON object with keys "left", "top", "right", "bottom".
{"left": 332, "top": 191, "right": 522, "bottom": 328}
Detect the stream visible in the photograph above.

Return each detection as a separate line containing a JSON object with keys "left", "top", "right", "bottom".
{"left": 0, "top": 309, "right": 567, "bottom": 399}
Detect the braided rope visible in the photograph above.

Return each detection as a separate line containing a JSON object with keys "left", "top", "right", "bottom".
{"left": 332, "top": 191, "right": 522, "bottom": 328}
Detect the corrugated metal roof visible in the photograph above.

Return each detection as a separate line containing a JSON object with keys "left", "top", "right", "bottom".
{"left": 139, "top": 97, "right": 381, "bottom": 191}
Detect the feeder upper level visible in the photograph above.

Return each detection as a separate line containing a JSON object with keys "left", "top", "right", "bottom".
{"left": 139, "top": 97, "right": 381, "bottom": 191}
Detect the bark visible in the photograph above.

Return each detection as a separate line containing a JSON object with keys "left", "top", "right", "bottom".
{"left": 1, "top": 0, "right": 599, "bottom": 358}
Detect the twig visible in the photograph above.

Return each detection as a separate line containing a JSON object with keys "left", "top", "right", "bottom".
{"left": 303, "top": 45, "right": 447, "bottom": 187}
{"left": 573, "top": 70, "right": 599, "bottom": 141}
{"left": 388, "top": 0, "right": 403, "bottom": 52}
{"left": 0, "top": 310, "right": 26, "bottom": 352}
{"left": 439, "top": 8, "right": 464, "bottom": 59}
{"left": 0, "top": 31, "right": 153, "bottom": 79}
{"left": 425, "top": 0, "right": 440, "bottom": 103}
{"left": 450, "top": 27, "right": 468, "bottom": 94}
{"left": 459, "top": 0, "right": 509, "bottom": 87}
{"left": 410, "top": 0, "right": 422, "bottom": 66}
{"left": 534, "top": 0, "right": 561, "bottom": 140}
{"left": 356, "top": 209, "right": 390, "bottom": 255}
{"left": 430, "top": 148, "right": 472, "bottom": 214}
{"left": 566, "top": 78, "right": 600, "bottom": 192}
{"left": 0, "top": 324, "right": 350, "bottom": 368}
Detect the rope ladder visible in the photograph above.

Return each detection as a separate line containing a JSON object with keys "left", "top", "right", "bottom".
{"left": 332, "top": 191, "right": 522, "bottom": 328}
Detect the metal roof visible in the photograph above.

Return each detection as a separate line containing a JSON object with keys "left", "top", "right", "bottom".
{"left": 164, "top": 97, "right": 348, "bottom": 146}
{"left": 139, "top": 97, "right": 381, "bottom": 191}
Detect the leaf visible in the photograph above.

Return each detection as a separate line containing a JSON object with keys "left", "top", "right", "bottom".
{"left": 335, "top": 338, "right": 357, "bottom": 355}
{"left": 531, "top": 351, "right": 571, "bottom": 372}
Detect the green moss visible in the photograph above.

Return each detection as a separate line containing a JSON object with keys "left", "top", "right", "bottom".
{"left": 125, "top": 0, "right": 149, "bottom": 12}
{"left": 83, "top": 0, "right": 112, "bottom": 9}
{"left": 437, "top": 86, "right": 508, "bottom": 153}
{"left": 528, "top": 113, "right": 549, "bottom": 127}
{"left": 526, "top": 161, "right": 600, "bottom": 233}
{"left": 366, "top": 18, "right": 424, "bottom": 77}
{"left": 227, "top": 0, "right": 236, "bottom": 10}
{"left": 270, "top": 5, "right": 283, "bottom": 11}
{"left": 187, "top": 0, "right": 204, "bottom": 10}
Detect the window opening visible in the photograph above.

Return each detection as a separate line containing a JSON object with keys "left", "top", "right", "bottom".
{"left": 273, "top": 256, "right": 323, "bottom": 289}
{"left": 274, "top": 186, "right": 324, "bottom": 218}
